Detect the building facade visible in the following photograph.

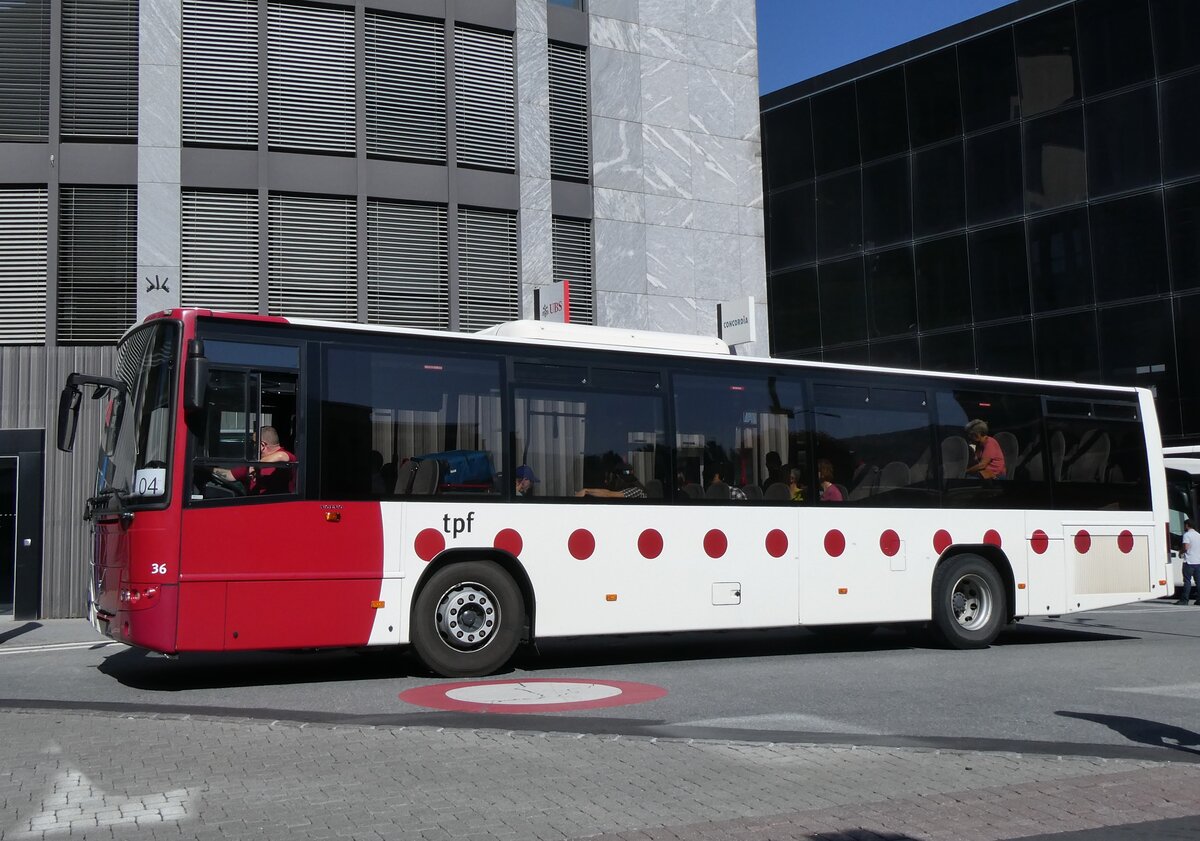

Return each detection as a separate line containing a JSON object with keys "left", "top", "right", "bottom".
{"left": 761, "top": 0, "right": 1200, "bottom": 444}
{"left": 0, "top": 0, "right": 765, "bottom": 617}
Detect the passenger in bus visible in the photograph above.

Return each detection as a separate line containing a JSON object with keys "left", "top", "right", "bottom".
{"left": 964, "top": 419, "right": 1006, "bottom": 480}
{"left": 514, "top": 465, "right": 538, "bottom": 497}
{"left": 788, "top": 467, "right": 805, "bottom": 502}
{"left": 705, "top": 464, "right": 747, "bottom": 500}
{"left": 818, "top": 459, "right": 843, "bottom": 502}
{"left": 762, "top": 451, "right": 786, "bottom": 490}
{"left": 576, "top": 464, "right": 647, "bottom": 499}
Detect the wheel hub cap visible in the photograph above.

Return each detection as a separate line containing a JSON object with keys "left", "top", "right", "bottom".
{"left": 951, "top": 573, "right": 992, "bottom": 630}
{"left": 435, "top": 583, "right": 497, "bottom": 651}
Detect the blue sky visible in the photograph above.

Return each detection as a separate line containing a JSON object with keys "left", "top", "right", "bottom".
{"left": 757, "top": 0, "right": 1013, "bottom": 94}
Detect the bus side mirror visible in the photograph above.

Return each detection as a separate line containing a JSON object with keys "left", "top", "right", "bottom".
{"left": 184, "top": 339, "right": 208, "bottom": 412}
{"left": 57, "top": 384, "right": 82, "bottom": 452}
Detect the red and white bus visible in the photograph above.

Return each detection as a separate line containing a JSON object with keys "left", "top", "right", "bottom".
{"left": 58, "top": 309, "right": 1170, "bottom": 676}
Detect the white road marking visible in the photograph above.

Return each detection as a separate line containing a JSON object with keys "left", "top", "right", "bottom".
{"left": 1102, "top": 682, "right": 1200, "bottom": 699}
{"left": 681, "top": 713, "right": 882, "bottom": 734}
{"left": 0, "top": 641, "right": 121, "bottom": 656}
{"left": 445, "top": 681, "right": 623, "bottom": 705}
{"left": 7, "top": 768, "right": 197, "bottom": 838}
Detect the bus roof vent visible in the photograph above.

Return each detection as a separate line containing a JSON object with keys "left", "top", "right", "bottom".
{"left": 476, "top": 320, "right": 732, "bottom": 356}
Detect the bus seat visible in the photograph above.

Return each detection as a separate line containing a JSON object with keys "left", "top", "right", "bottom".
{"left": 909, "top": 448, "right": 930, "bottom": 483}
{"left": 764, "top": 482, "right": 791, "bottom": 500}
{"left": 394, "top": 459, "right": 419, "bottom": 495}
{"left": 847, "top": 465, "right": 878, "bottom": 500}
{"left": 941, "top": 436, "right": 970, "bottom": 480}
{"left": 705, "top": 481, "right": 731, "bottom": 500}
{"left": 682, "top": 483, "right": 703, "bottom": 499}
{"left": 834, "top": 483, "right": 848, "bottom": 500}
{"left": 411, "top": 459, "right": 440, "bottom": 495}
{"left": 1049, "top": 431, "right": 1066, "bottom": 481}
{"left": 644, "top": 478, "right": 663, "bottom": 498}
{"left": 879, "top": 461, "right": 909, "bottom": 491}
{"left": 994, "top": 431, "right": 1018, "bottom": 476}
{"left": 741, "top": 484, "right": 763, "bottom": 500}
{"left": 1067, "top": 431, "right": 1110, "bottom": 483}
{"left": 1016, "top": 437, "right": 1043, "bottom": 481}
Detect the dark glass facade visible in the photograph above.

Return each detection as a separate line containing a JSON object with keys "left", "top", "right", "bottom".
{"left": 761, "top": 0, "right": 1200, "bottom": 442}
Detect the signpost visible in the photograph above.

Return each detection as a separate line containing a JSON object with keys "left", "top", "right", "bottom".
{"left": 535, "top": 280, "right": 571, "bottom": 324}
{"left": 717, "top": 296, "right": 755, "bottom": 352}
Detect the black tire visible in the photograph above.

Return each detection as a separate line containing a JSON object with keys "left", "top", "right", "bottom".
{"left": 411, "top": 561, "right": 525, "bottom": 677}
{"left": 931, "top": 554, "right": 1005, "bottom": 649}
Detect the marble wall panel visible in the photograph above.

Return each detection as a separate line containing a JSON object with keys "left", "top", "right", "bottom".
{"left": 731, "top": 0, "right": 757, "bottom": 47}
{"left": 139, "top": 0, "right": 181, "bottom": 66}
{"left": 694, "top": 230, "right": 739, "bottom": 300}
{"left": 516, "top": 0, "right": 547, "bottom": 33}
{"left": 596, "top": 289, "right": 650, "bottom": 329}
{"left": 138, "top": 147, "right": 181, "bottom": 184}
{"left": 641, "top": 57, "right": 690, "bottom": 131}
{"left": 590, "top": 0, "right": 638, "bottom": 23}
{"left": 590, "top": 16, "right": 640, "bottom": 53}
{"left": 739, "top": 234, "right": 767, "bottom": 298}
{"left": 691, "top": 134, "right": 739, "bottom": 205}
{"left": 521, "top": 176, "right": 552, "bottom": 212}
{"left": 517, "top": 28, "right": 549, "bottom": 107}
{"left": 693, "top": 199, "right": 739, "bottom": 234}
{"left": 646, "top": 294, "right": 697, "bottom": 334}
{"left": 643, "top": 125, "right": 693, "bottom": 198}
{"left": 645, "top": 194, "right": 694, "bottom": 228}
{"left": 590, "top": 47, "right": 642, "bottom": 121}
{"left": 638, "top": 0, "right": 683, "bottom": 34}
{"left": 739, "top": 205, "right": 764, "bottom": 238}
{"left": 592, "top": 117, "right": 644, "bottom": 190}
{"left": 521, "top": 208, "right": 553, "bottom": 287}
{"left": 687, "top": 0, "right": 731, "bottom": 42}
{"left": 139, "top": 64, "right": 181, "bottom": 148}
{"left": 646, "top": 223, "right": 694, "bottom": 296}
{"left": 736, "top": 144, "right": 763, "bottom": 207}
{"left": 594, "top": 187, "right": 645, "bottom": 223}
{"left": 137, "top": 183, "right": 180, "bottom": 268}
{"left": 594, "top": 218, "right": 647, "bottom": 293}
{"left": 519, "top": 102, "right": 551, "bottom": 180}
{"left": 688, "top": 65, "right": 740, "bottom": 138}
{"left": 640, "top": 26, "right": 690, "bottom": 63}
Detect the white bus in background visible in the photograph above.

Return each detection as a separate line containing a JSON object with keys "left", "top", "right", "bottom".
{"left": 1164, "top": 445, "right": 1200, "bottom": 591}
{"left": 60, "top": 310, "right": 1172, "bottom": 677}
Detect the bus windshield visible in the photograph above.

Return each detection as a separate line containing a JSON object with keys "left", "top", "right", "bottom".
{"left": 98, "top": 322, "right": 179, "bottom": 502}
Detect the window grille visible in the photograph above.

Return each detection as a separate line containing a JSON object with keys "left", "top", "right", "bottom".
{"left": 267, "top": 1, "right": 355, "bottom": 153}
{"left": 58, "top": 186, "right": 137, "bottom": 343}
{"left": 61, "top": 0, "right": 138, "bottom": 139}
{"left": 181, "top": 190, "right": 260, "bottom": 312}
{"left": 267, "top": 193, "right": 356, "bottom": 321}
{"left": 454, "top": 26, "right": 516, "bottom": 171}
{"left": 182, "top": 0, "right": 258, "bottom": 146}
{"left": 548, "top": 42, "right": 589, "bottom": 181}
{"left": 458, "top": 207, "right": 518, "bottom": 331}
{"left": 0, "top": 0, "right": 51, "bottom": 140}
{"left": 366, "top": 12, "right": 446, "bottom": 162}
{"left": 552, "top": 216, "right": 593, "bottom": 324}
{"left": 0, "top": 189, "right": 48, "bottom": 343}
{"left": 367, "top": 199, "right": 449, "bottom": 329}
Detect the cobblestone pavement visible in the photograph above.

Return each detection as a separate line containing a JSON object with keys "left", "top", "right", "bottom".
{"left": 2, "top": 710, "right": 1199, "bottom": 841}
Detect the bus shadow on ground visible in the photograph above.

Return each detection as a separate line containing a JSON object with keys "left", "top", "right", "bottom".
{"left": 1057, "top": 711, "right": 1200, "bottom": 757}
{"left": 96, "top": 622, "right": 1133, "bottom": 691}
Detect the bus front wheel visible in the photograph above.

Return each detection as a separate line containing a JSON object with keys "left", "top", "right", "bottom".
{"left": 411, "top": 561, "right": 525, "bottom": 677}
{"left": 931, "top": 555, "right": 1005, "bottom": 649}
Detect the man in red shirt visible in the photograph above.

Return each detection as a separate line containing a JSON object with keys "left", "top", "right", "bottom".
{"left": 965, "top": 419, "right": 1006, "bottom": 480}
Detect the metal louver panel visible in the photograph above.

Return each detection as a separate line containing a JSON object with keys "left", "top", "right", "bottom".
{"left": 58, "top": 186, "right": 137, "bottom": 343}
{"left": 458, "top": 207, "right": 518, "bottom": 331}
{"left": 182, "top": 0, "right": 258, "bottom": 146}
{"left": 366, "top": 12, "right": 446, "bottom": 162}
{"left": 548, "top": 42, "right": 589, "bottom": 182}
{"left": 367, "top": 200, "right": 448, "bottom": 329}
{"left": 552, "top": 216, "right": 593, "bottom": 325}
{"left": 268, "top": 193, "right": 356, "bottom": 321}
{"left": 181, "top": 190, "right": 260, "bottom": 312}
{"left": 61, "top": 0, "right": 138, "bottom": 139}
{"left": 454, "top": 26, "right": 516, "bottom": 171}
{"left": 0, "top": 0, "right": 50, "bottom": 140}
{"left": 0, "top": 190, "right": 48, "bottom": 343}
{"left": 267, "top": 2, "right": 355, "bottom": 153}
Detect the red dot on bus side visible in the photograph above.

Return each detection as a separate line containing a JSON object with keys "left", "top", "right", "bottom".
{"left": 765, "top": 529, "right": 788, "bottom": 558}
{"left": 1074, "top": 530, "right": 1092, "bottom": 554}
{"left": 1030, "top": 529, "right": 1049, "bottom": 555}
{"left": 824, "top": 529, "right": 846, "bottom": 557}
{"left": 568, "top": 529, "right": 595, "bottom": 560}
{"left": 1118, "top": 530, "right": 1134, "bottom": 554}
{"left": 984, "top": 529, "right": 1002, "bottom": 547}
{"left": 414, "top": 528, "right": 445, "bottom": 562}
{"left": 933, "top": 529, "right": 952, "bottom": 554}
{"left": 879, "top": 529, "right": 900, "bottom": 557}
{"left": 493, "top": 528, "right": 523, "bottom": 557}
{"left": 638, "top": 529, "right": 663, "bottom": 559}
{"left": 703, "top": 529, "right": 727, "bottom": 559}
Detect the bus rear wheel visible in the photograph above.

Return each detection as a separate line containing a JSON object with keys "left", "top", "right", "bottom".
{"left": 931, "top": 554, "right": 1005, "bottom": 649}
{"left": 411, "top": 561, "right": 525, "bottom": 677}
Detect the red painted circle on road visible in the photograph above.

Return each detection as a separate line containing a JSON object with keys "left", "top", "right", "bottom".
{"left": 568, "top": 529, "right": 595, "bottom": 560}
{"left": 824, "top": 529, "right": 846, "bottom": 557}
{"left": 638, "top": 529, "right": 663, "bottom": 559}
{"left": 765, "top": 529, "right": 789, "bottom": 558}
{"left": 1118, "top": 530, "right": 1135, "bottom": 554}
{"left": 703, "top": 529, "right": 728, "bottom": 558}
{"left": 399, "top": 678, "right": 668, "bottom": 714}
{"left": 879, "top": 529, "right": 900, "bottom": 557}
{"left": 493, "top": 528, "right": 523, "bottom": 557}
{"left": 1074, "top": 530, "right": 1092, "bottom": 554}
{"left": 1030, "top": 529, "right": 1049, "bottom": 555}
{"left": 414, "top": 528, "right": 445, "bottom": 562}
{"left": 984, "top": 529, "right": 1003, "bottom": 547}
{"left": 933, "top": 529, "right": 952, "bottom": 554}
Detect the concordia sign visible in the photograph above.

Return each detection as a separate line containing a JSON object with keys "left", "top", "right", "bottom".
{"left": 716, "top": 296, "right": 755, "bottom": 346}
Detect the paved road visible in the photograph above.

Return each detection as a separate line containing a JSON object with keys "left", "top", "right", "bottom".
{"left": 3, "top": 604, "right": 1200, "bottom": 839}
